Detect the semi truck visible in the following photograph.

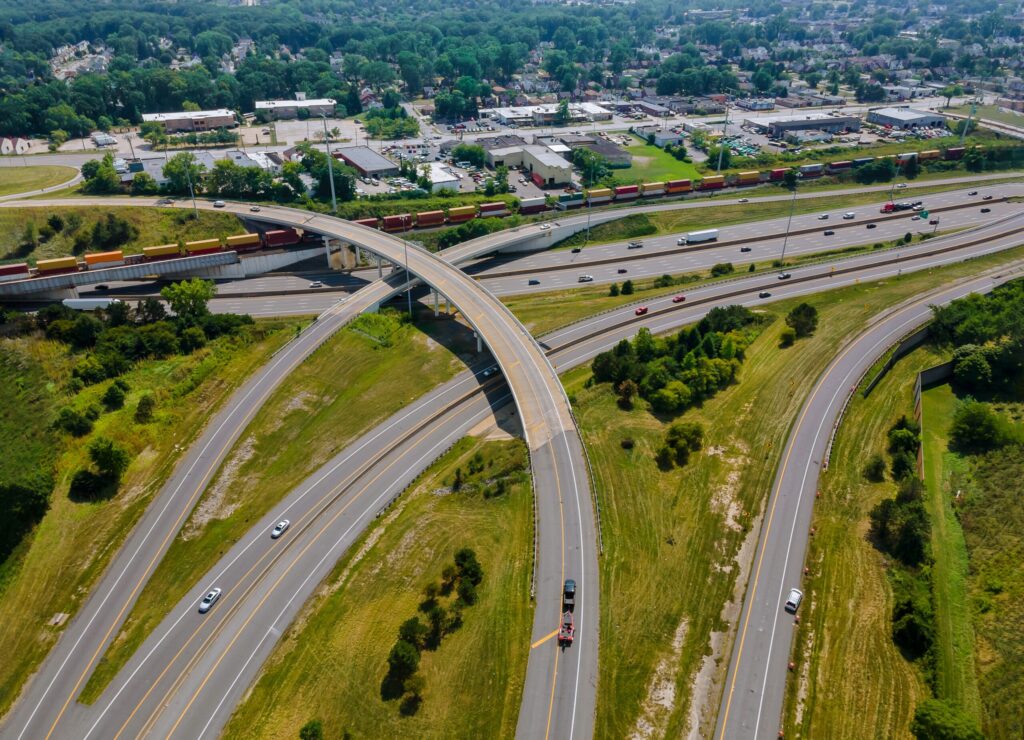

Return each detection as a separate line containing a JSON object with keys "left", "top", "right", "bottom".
{"left": 678, "top": 229, "right": 719, "bottom": 245}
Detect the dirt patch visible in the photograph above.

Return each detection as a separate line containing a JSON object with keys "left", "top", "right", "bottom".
{"left": 630, "top": 619, "right": 689, "bottom": 739}
{"left": 793, "top": 629, "right": 814, "bottom": 726}
{"left": 47, "top": 613, "right": 69, "bottom": 627}
{"left": 181, "top": 436, "right": 257, "bottom": 540}
{"left": 709, "top": 447, "right": 750, "bottom": 533}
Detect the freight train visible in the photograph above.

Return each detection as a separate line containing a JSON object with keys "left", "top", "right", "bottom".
{"left": 0, "top": 228, "right": 316, "bottom": 283}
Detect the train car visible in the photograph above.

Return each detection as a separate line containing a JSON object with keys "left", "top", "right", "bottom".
{"left": 852, "top": 156, "right": 875, "bottom": 167}
{"left": 640, "top": 182, "right": 665, "bottom": 197}
{"left": 264, "top": 228, "right": 301, "bottom": 248}
{"left": 0, "top": 262, "right": 30, "bottom": 283}
{"left": 415, "top": 210, "right": 446, "bottom": 227}
{"left": 585, "top": 187, "right": 613, "bottom": 205}
{"left": 769, "top": 168, "right": 790, "bottom": 181}
{"left": 699, "top": 175, "right": 726, "bottom": 190}
{"left": 918, "top": 149, "right": 940, "bottom": 161}
{"left": 35, "top": 256, "right": 81, "bottom": 275}
{"left": 665, "top": 179, "right": 692, "bottom": 194}
{"left": 614, "top": 184, "right": 640, "bottom": 200}
{"left": 556, "top": 192, "right": 584, "bottom": 210}
{"left": 225, "top": 233, "right": 262, "bottom": 253}
{"left": 827, "top": 160, "right": 852, "bottom": 173}
{"left": 353, "top": 217, "right": 380, "bottom": 229}
{"left": 944, "top": 146, "right": 965, "bottom": 160}
{"left": 83, "top": 250, "right": 125, "bottom": 269}
{"left": 798, "top": 163, "right": 825, "bottom": 177}
{"left": 478, "top": 202, "right": 509, "bottom": 217}
{"left": 382, "top": 214, "right": 413, "bottom": 232}
{"left": 143, "top": 244, "right": 181, "bottom": 261}
{"left": 736, "top": 170, "right": 760, "bottom": 185}
{"left": 518, "top": 196, "right": 548, "bottom": 214}
{"left": 896, "top": 152, "right": 918, "bottom": 164}
{"left": 184, "top": 238, "right": 224, "bottom": 256}
{"left": 447, "top": 205, "right": 477, "bottom": 223}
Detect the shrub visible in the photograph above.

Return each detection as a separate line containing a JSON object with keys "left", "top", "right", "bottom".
{"left": 785, "top": 303, "right": 818, "bottom": 337}
{"left": 609, "top": 282, "right": 619, "bottom": 297}
{"left": 864, "top": 453, "right": 886, "bottom": 482}
{"left": 950, "top": 400, "right": 1011, "bottom": 454}
{"left": 710, "top": 262, "right": 734, "bottom": 277}
{"left": 621, "top": 279, "right": 634, "bottom": 295}
{"left": 89, "top": 436, "right": 131, "bottom": 478}
{"left": 134, "top": 394, "right": 156, "bottom": 423}
{"left": 658, "top": 421, "right": 704, "bottom": 467}
{"left": 910, "top": 699, "right": 984, "bottom": 740}
{"left": 102, "top": 382, "right": 126, "bottom": 410}
{"left": 779, "top": 327, "right": 796, "bottom": 347}
{"left": 179, "top": 326, "right": 207, "bottom": 353}
{"left": 55, "top": 407, "right": 93, "bottom": 436}
{"left": 620, "top": 437, "right": 634, "bottom": 450}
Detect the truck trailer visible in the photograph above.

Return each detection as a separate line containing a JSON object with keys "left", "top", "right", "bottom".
{"left": 681, "top": 229, "right": 719, "bottom": 244}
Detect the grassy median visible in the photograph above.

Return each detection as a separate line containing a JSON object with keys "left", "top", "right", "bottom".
{"left": 0, "top": 319, "right": 302, "bottom": 719}
{"left": 81, "top": 310, "right": 474, "bottom": 702}
{"left": 223, "top": 437, "right": 533, "bottom": 739}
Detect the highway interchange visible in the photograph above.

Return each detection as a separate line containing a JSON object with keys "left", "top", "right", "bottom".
{"left": 2, "top": 179, "right": 1024, "bottom": 738}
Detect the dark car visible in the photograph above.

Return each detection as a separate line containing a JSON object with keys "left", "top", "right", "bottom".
{"left": 981, "top": 207, "right": 991, "bottom": 213}
{"left": 740, "top": 246, "right": 752, "bottom": 252}
{"left": 929, "top": 219, "right": 939, "bottom": 225}
{"left": 758, "top": 291, "right": 772, "bottom": 298}
{"left": 563, "top": 579, "right": 576, "bottom": 610}
{"left": 93, "top": 284, "right": 109, "bottom": 291}
{"left": 823, "top": 230, "right": 835, "bottom": 236}
{"left": 528, "top": 278, "right": 540, "bottom": 285}
{"left": 968, "top": 190, "right": 978, "bottom": 196}
{"left": 617, "top": 268, "right": 628, "bottom": 274}
{"left": 866, "top": 223, "right": 877, "bottom": 229}
{"left": 571, "top": 247, "right": 582, "bottom": 254}
{"left": 982, "top": 194, "right": 993, "bottom": 200}
{"left": 778, "top": 272, "right": 792, "bottom": 280}
{"left": 481, "top": 365, "right": 499, "bottom": 378}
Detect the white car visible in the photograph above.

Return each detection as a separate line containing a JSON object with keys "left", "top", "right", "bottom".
{"left": 309, "top": 281, "right": 324, "bottom": 288}
{"left": 738, "top": 198, "right": 749, "bottom": 203}
{"left": 784, "top": 588, "right": 803, "bottom": 613}
{"left": 271, "top": 520, "right": 290, "bottom": 539}
{"left": 539, "top": 223, "right": 551, "bottom": 231}
{"left": 817, "top": 214, "right": 829, "bottom": 220}
{"left": 895, "top": 183, "right": 908, "bottom": 189}
{"left": 198, "top": 587, "right": 222, "bottom": 614}
{"left": 213, "top": 200, "right": 226, "bottom": 208}
{"left": 578, "top": 275, "right": 594, "bottom": 283}
{"left": 843, "top": 212, "right": 855, "bottom": 219}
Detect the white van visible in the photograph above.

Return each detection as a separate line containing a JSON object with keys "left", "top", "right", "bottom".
{"left": 843, "top": 212, "right": 856, "bottom": 219}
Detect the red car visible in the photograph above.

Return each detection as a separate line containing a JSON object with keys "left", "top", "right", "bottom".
{"left": 672, "top": 295, "right": 686, "bottom": 303}
{"left": 635, "top": 306, "right": 649, "bottom": 316}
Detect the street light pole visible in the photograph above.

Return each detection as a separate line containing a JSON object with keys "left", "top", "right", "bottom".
{"left": 778, "top": 172, "right": 802, "bottom": 266}
{"left": 184, "top": 158, "right": 198, "bottom": 219}
{"left": 716, "top": 105, "right": 730, "bottom": 173}
{"left": 404, "top": 239, "right": 413, "bottom": 319}
{"left": 321, "top": 114, "right": 337, "bottom": 213}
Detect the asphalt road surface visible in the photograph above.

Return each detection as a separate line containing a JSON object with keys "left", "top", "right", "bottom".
{"left": 714, "top": 264, "right": 1024, "bottom": 740}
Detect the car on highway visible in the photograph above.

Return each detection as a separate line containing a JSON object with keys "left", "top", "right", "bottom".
{"left": 981, "top": 208, "right": 991, "bottom": 213}
{"left": 778, "top": 272, "right": 792, "bottom": 280}
{"left": 738, "top": 198, "right": 749, "bottom": 203}
{"left": 571, "top": 247, "right": 582, "bottom": 254}
{"left": 911, "top": 216, "right": 921, "bottom": 221}
{"left": 309, "top": 281, "right": 324, "bottom": 288}
{"left": 895, "top": 183, "right": 907, "bottom": 189}
{"left": 635, "top": 306, "right": 649, "bottom": 316}
{"left": 93, "top": 284, "right": 109, "bottom": 291}
{"left": 671, "top": 295, "right": 686, "bottom": 303}
{"left": 213, "top": 200, "right": 226, "bottom": 208}
{"left": 578, "top": 275, "right": 594, "bottom": 282}
{"left": 784, "top": 587, "right": 804, "bottom": 613}
{"left": 866, "top": 223, "right": 877, "bottom": 229}
{"left": 617, "top": 268, "right": 628, "bottom": 274}
{"left": 528, "top": 278, "right": 540, "bottom": 285}
{"left": 155, "top": 198, "right": 173, "bottom": 206}
{"left": 539, "top": 223, "right": 551, "bottom": 231}
{"left": 912, "top": 204, "right": 924, "bottom": 211}
{"left": 823, "top": 230, "right": 835, "bottom": 235}
{"left": 758, "top": 291, "right": 772, "bottom": 298}
{"left": 198, "top": 588, "right": 222, "bottom": 614}
{"left": 929, "top": 219, "right": 939, "bottom": 225}
{"left": 627, "top": 241, "right": 644, "bottom": 249}
{"left": 843, "top": 212, "right": 856, "bottom": 219}
{"left": 968, "top": 190, "right": 978, "bottom": 196}
{"left": 249, "top": 206, "right": 261, "bottom": 212}
{"left": 817, "top": 214, "right": 828, "bottom": 220}
{"left": 740, "top": 246, "right": 752, "bottom": 252}
{"left": 481, "top": 365, "right": 499, "bottom": 378}
{"left": 563, "top": 579, "right": 576, "bottom": 610}
{"left": 271, "top": 520, "right": 290, "bottom": 539}
{"left": 677, "top": 237, "right": 687, "bottom": 245}
{"left": 982, "top": 194, "right": 993, "bottom": 200}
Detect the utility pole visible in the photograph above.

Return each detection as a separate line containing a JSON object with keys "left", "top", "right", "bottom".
{"left": 716, "top": 104, "right": 730, "bottom": 173}
{"left": 321, "top": 114, "right": 337, "bottom": 213}
{"left": 778, "top": 172, "right": 802, "bottom": 266}
{"left": 184, "top": 158, "right": 199, "bottom": 219}
{"left": 404, "top": 239, "right": 413, "bottom": 319}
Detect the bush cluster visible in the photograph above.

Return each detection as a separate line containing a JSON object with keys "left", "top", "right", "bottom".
{"left": 656, "top": 421, "right": 704, "bottom": 469}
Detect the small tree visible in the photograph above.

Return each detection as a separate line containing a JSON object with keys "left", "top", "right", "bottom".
{"left": 616, "top": 379, "right": 639, "bottom": 409}
{"left": 779, "top": 327, "right": 796, "bottom": 347}
{"left": 102, "top": 382, "right": 126, "bottom": 410}
{"left": 89, "top": 436, "right": 131, "bottom": 478}
{"left": 135, "top": 394, "right": 156, "bottom": 423}
{"left": 864, "top": 453, "right": 886, "bottom": 482}
{"left": 910, "top": 698, "right": 983, "bottom": 740}
{"left": 160, "top": 279, "right": 215, "bottom": 325}
{"left": 299, "top": 719, "right": 324, "bottom": 740}
{"left": 609, "top": 282, "right": 620, "bottom": 297}
{"left": 386, "top": 640, "right": 420, "bottom": 680}
{"left": 785, "top": 303, "right": 818, "bottom": 337}
{"left": 621, "top": 279, "right": 634, "bottom": 295}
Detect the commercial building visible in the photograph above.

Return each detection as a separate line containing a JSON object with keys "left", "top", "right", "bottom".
{"left": 745, "top": 113, "right": 861, "bottom": 138}
{"left": 867, "top": 107, "right": 947, "bottom": 130}
{"left": 422, "top": 162, "right": 461, "bottom": 192}
{"left": 331, "top": 146, "right": 399, "bottom": 177}
{"left": 736, "top": 97, "right": 776, "bottom": 111}
{"left": 521, "top": 145, "right": 573, "bottom": 187}
{"left": 141, "top": 109, "right": 238, "bottom": 133}
{"left": 480, "top": 102, "right": 612, "bottom": 126}
{"left": 91, "top": 132, "right": 117, "bottom": 147}
{"left": 632, "top": 125, "right": 685, "bottom": 148}
{"left": 254, "top": 98, "right": 337, "bottom": 120}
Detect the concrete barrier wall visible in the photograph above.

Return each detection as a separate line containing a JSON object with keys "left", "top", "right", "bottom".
{"left": 863, "top": 324, "right": 933, "bottom": 397}
{"left": 496, "top": 212, "right": 626, "bottom": 254}
{"left": 239, "top": 247, "right": 323, "bottom": 276}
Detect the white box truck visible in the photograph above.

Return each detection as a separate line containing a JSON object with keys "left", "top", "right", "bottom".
{"left": 677, "top": 229, "right": 719, "bottom": 245}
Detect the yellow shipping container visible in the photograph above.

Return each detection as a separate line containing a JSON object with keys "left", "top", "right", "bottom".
{"left": 701, "top": 175, "right": 725, "bottom": 185}
{"left": 448, "top": 205, "right": 477, "bottom": 216}
{"left": 737, "top": 170, "right": 760, "bottom": 183}
{"left": 36, "top": 256, "right": 79, "bottom": 272}
{"left": 184, "top": 238, "right": 222, "bottom": 252}
{"left": 226, "top": 233, "right": 261, "bottom": 247}
{"left": 642, "top": 182, "right": 665, "bottom": 192}
{"left": 83, "top": 250, "right": 124, "bottom": 266}
{"left": 919, "top": 149, "right": 940, "bottom": 160}
{"left": 143, "top": 244, "right": 181, "bottom": 258}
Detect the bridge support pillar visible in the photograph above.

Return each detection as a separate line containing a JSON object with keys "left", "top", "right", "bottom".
{"left": 433, "top": 290, "right": 439, "bottom": 317}
{"left": 476, "top": 333, "right": 482, "bottom": 353}
{"left": 377, "top": 254, "right": 383, "bottom": 278}
{"left": 355, "top": 245, "right": 362, "bottom": 265}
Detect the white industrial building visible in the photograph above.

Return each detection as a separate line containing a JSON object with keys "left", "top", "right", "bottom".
{"left": 423, "top": 162, "right": 460, "bottom": 192}
{"left": 867, "top": 107, "right": 947, "bottom": 130}
{"left": 484, "top": 143, "right": 573, "bottom": 187}
{"left": 255, "top": 98, "right": 337, "bottom": 120}
{"left": 480, "top": 102, "right": 612, "bottom": 127}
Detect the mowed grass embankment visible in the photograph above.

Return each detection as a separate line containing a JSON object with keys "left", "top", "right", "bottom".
{"left": 224, "top": 437, "right": 533, "bottom": 739}
{"left": 619, "top": 136, "right": 702, "bottom": 183}
{"left": 0, "top": 206, "right": 245, "bottom": 264}
{"left": 0, "top": 319, "right": 302, "bottom": 718}
{"left": 920, "top": 385, "right": 981, "bottom": 717}
{"left": 0, "top": 165, "right": 76, "bottom": 197}
{"left": 781, "top": 345, "right": 947, "bottom": 738}
{"left": 81, "top": 310, "right": 474, "bottom": 701}
{"left": 571, "top": 246, "right": 1024, "bottom": 737}
{"left": 553, "top": 176, "right": 1024, "bottom": 251}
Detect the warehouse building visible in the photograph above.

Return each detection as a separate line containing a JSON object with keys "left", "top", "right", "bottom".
{"left": 141, "top": 109, "right": 238, "bottom": 133}
{"left": 867, "top": 107, "right": 947, "bottom": 130}
{"left": 255, "top": 98, "right": 337, "bottom": 120}
{"left": 331, "top": 146, "right": 399, "bottom": 177}
{"left": 745, "top": 113, "right": 861, "bottom": 138}
{"left": 521, "top": 145, "right": 573, "bottom": 187}
{"left": 423, "top": 162, "right": 461, "bottom": 192}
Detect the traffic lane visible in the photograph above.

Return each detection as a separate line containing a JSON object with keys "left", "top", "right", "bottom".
{"left": 0, "top": 308, "right": 357, "bottom": 740}
{"left": 464, "top": 183, "right": 1023, "bottom": 276}
{"left": 137, "top": 388, "right": 515, "bottom": 740}
{"left": 715, "top": 268, "right": 1022, "bottom": 739}
{"left": 480, "top": 199, "right": 1020, "bottom": 295}
{"left": 82, "top": 362, "right": 502, "bottom": 738}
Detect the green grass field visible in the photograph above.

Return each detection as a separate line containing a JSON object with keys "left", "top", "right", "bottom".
{"left": 619, "top": 136, "right": 701, "bottom": 184}
{"left": 0, "top": 166, "right": 76, "bottom": 197}
{"left": 0, "top": 320, "right": 301, "bottom": 718}
{"left": 81, "top": 311, "right": 474, "bottom": 702}
{"left": 920, "top": 385, "right": 981, "bottom": 717}
{"left": 781, "top": 346, "right": 945, "bottom": 738}
{"left": 0, "top": 206, "right": 245, "bottom": 264}
{"left": 224, "top": 437, "right": 533, "bottom": 739}
{"left": 951, "top": 104, "right": 1024, "bottom": 129}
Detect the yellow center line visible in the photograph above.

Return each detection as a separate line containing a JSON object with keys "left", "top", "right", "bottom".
{"left": 532, "top": 630, "right": 561, "bottom": 649}
{"left": 543, "top": 440, "right": 567, "bottom": 740}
